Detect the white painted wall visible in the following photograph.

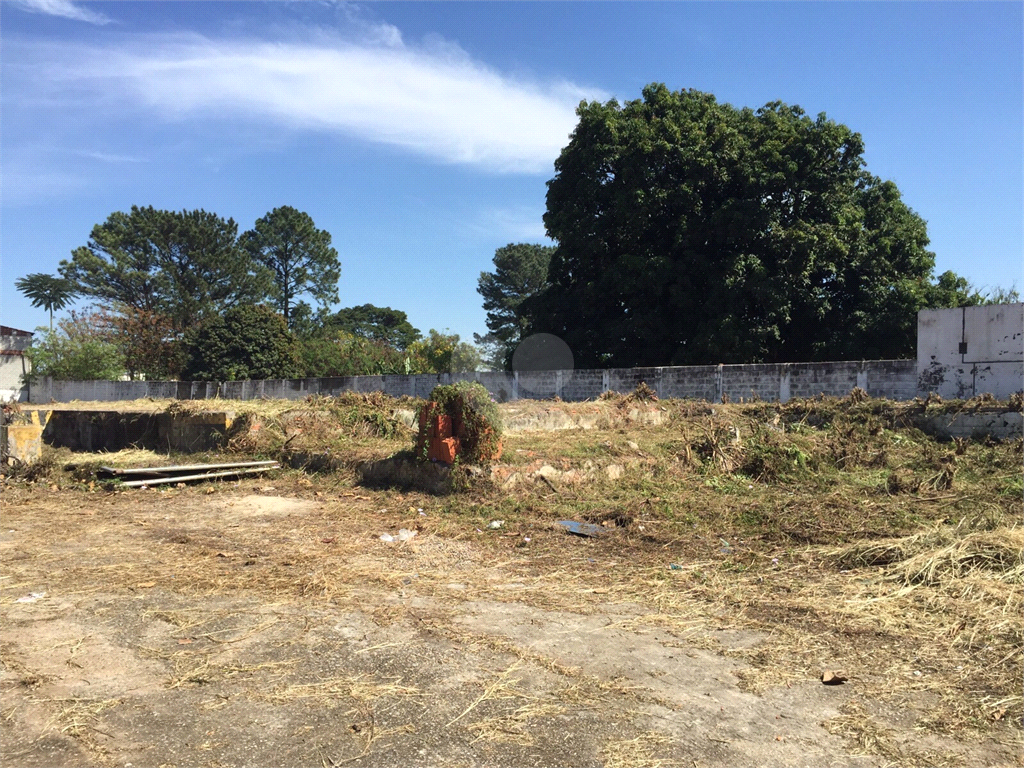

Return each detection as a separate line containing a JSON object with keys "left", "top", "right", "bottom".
{"left": 0, "top": 330, "right": 33, "bottom": 402}
{"left": 917, "top": 304, "right": 1024, "bottom": 399}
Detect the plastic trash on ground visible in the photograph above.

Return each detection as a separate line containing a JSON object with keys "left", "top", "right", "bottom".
{"left": 557, "top": 520, "right": 606, "bottom": 538}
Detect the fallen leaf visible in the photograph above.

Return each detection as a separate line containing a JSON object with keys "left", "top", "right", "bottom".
{"left": 137, "top": 582, "right": 156, "bottom": 589}
{"left": 177, "top": 638, "right": 193, "bottom": 645}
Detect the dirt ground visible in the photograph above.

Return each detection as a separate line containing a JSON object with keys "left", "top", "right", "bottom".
{"left": 2, "top": 471, "right": 1019, "bottom": 768}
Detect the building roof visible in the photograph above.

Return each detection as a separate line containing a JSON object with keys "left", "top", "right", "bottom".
{"left": 0, "top": 326, "right": 34, "bottom": 337}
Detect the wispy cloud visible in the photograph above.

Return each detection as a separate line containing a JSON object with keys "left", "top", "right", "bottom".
{"left": 10, "top": 29, "right": 605, "bottom": 174}
{"left": 469, "top": 207, "right": 552, "bottom": 241}
{"left": 8, "top": 0, "right": 111, "bottom": 25}
{"left": 75, "top": 150, "right": 147, "bottom": 164}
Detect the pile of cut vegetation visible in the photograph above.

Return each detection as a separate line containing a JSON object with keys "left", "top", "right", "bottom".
{"left": 226, "top": 392, "right": 417, "bottom": 462}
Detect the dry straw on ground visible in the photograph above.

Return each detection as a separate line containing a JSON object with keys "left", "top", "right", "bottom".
{"left": 3, "top": 392, "right": 1021, "bottom": 765}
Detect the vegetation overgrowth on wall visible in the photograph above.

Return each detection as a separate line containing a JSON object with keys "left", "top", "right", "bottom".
{"left": 416, "top": 381, "right": 504, "bottom": 465}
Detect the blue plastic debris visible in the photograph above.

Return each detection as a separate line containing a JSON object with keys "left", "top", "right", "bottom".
{"left": 557, "top": 520, "right": 606, "bottom": 538}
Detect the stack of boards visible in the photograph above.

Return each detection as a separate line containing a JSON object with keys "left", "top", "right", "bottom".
{"left": 98, "top": 460, "right": 280, "bottom": 488}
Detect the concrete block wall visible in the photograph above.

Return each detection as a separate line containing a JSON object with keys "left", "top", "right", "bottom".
{"left": 659, "top": 367, "right": 719, "bottom": 401}
{"left": 864, "top": 360, "right": 918, "bottom": 400}
{"left": 721, "top": 364, "right": 785, "bottom": 403}
{"left": 562, "top": 369, "right": 605, "bottom": 401}
{"left": 29, "top": 359, "right": 923, "bottom": 405}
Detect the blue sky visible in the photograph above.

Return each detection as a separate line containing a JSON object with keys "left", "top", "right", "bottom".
{"left": 2, "top": 1, "right": 1022, "bottom": 344}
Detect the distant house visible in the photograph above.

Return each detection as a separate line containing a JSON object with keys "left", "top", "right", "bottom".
{"left": 1, "top": 326, "right": 34, "bottom": 402}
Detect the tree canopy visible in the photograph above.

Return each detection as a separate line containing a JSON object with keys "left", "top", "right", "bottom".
{"left": 408, "top": 330, "right": 482, "bottom": 373}
{"left": 240, "top": 206, "right": 340, "bottom": 327}
{"left": 182, "top": 305, "right": 303, "bottom": 381}
{"left": 476, "top": 243, "right": 554, "bottom": 369}
{"left": 325, "top": 304, "right": 421, "bottom": 349}
{"left": 525, "top": 84, "right": 974, "bottom": 366}
{"left": 14, "top": 273, "right": 78, "bottom": 329}
{"left": 25, "top": 311, "right": 125, "bottom": 381}
{"left": 59, "top": 206, "right": 269, "bottom": 332}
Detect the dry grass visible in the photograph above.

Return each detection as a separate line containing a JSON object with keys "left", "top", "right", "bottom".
{"left": 466, "top": 702, "right": 566, "bottom": 746}
{"left": 600, "top": 730, "right": 675, "bottom": 768}
{"left": 822, "top": 701, "right": 967, "bottom": 768}
{"left": 167, "top": 658, "right": 297, "bottom": 689}
{"left": 259, "top": 675, "right": 421, "bottom": 705}
{"left": 447, "top": 660, "right": 527, "bottom": 727}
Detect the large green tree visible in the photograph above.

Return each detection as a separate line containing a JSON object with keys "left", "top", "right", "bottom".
{"left": 182, "top": 305, "right": 302, "bottom": 381}
{"left": 14, "top": 273, "right": 78, "bottom": 330}
{"left": 475, "top": 243, "right": 554, "bottom": 369}
{"left": 527, "top": 84, "right": 973, "bottom": 366}
{"left": 240, "top": 206, "right": 341, "bottom": 327}
{"left": 325, "top": 304, "right": 421, "bottom": 349}
{"left": 59, "top": 206, "right": 270, "bottom": 333}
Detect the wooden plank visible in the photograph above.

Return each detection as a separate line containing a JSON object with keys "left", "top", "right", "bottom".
{"left": 119, "top": 465, "right": 279, "bottom": 488}
{"left": 99, "top": 460, "right": 278, "bottom": 476}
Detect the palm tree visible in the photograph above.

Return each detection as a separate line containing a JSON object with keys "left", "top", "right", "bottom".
{"left": 14, "top": 273, "right": 79, "bottom": 330}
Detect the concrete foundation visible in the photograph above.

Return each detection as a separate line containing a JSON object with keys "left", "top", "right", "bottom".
{"left": 1, "top": 409, "right": 49, "bottom": 464}
{"left": 358, "top": 455, "right": 456, "bottom": 494}
{"left": 912, "top": 411, "right": 1022, "bottom": 441}
{"left": 41, "top": 411, "right": 235, "bottom": 453}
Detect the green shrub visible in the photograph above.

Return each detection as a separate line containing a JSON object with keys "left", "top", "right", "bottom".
{"left": 418, "top": 381, "right": 503, "bottom": 464}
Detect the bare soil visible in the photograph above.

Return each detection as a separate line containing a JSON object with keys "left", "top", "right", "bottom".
{"left": 1, "top": 479, "right": 1018, "bottom": 768}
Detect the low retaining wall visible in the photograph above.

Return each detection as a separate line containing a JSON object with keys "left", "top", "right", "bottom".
{"left": 29, "top": 359, "right": 920, "bottom": 404}
{"left": 912, "top": 411, "right": 1023, "bottom": 441}
{"left": 42, "top": 411, "right": 235, "bottom": 453}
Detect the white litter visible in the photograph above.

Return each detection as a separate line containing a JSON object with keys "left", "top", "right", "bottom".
{"left": 16, "top": 592, "right": 46, "bottom": 603}
{"left": 487, "top": 520, "right": 505, "bottom": 530}
{"left": 381, "top": 529, "right": 418, "bottom": 543}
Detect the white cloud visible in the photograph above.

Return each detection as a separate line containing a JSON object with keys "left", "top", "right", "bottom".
{"left": 14, "top": 30, "right": 605, "bottom": 174}
{"left": 8, "top": 0, "right": 111, "bottom": 24}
